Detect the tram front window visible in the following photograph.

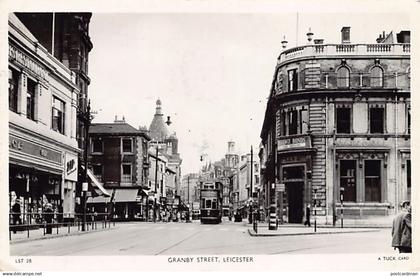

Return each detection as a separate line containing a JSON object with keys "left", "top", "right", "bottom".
{"left": 212, "top": 199, "right": 217, "bottom": 209}
{"left": 205, "top": 199, "right": 211, "bottom": 208}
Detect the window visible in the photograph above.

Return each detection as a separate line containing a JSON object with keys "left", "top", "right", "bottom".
{"left": 121, "top": 164, "right": 132, "bottom": 183}
{"left": 92, "top": 164, "right": 102, "bottom": 182}
{"left": 407, "top": 108, "right": 411, "bottom": 134}
{"left": 9, "top": 68, "right": 19, "bottom": 112}
{"left": 281, "top": 111, "right": 287, "bottom": 135}
{"left": 92, "top": 139, "right": 103, "bottom": 153}
{"left": 288, "top": 69, "right": 298, "bottom": 92}
{"left": 365, "top": 160, "right": 381, "bottom": 202}
{"left": 212, "top": 199, "right": 217, "bottom": 209}
{"left": 370, "top": 107, "right": 384, "bottom": 133}
{"left": 407, "top": 160, "right": 411, "bottom": 200}
{"left": 27, "top": 78, "right": 36, "bottom": 120}
{"left": 340, "top": 160, "right": 356, "bottom": 202}
{"left": 122, "top": 138, "right": 132, "bottom": 153}
{"left": 288, "top": 110, "right": 298, "bottom": 135}
{"left": 336, "top": 107, "right": 351, "bottom": 133}
{"left": 52, "top": 97, "right": 65, "bottom": 134}
{"left": 205, "top": 199, "right": 211, "bottom": 209}
{"left": 370, "top": 66, "right": 383, "bottom": 87}
{"left": 337, "top": 67, "right": 350, "bottom": 88}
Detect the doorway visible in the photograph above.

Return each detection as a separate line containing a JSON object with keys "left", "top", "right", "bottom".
{"left": 285, "top": 182, "right": 304, "bottom": 223}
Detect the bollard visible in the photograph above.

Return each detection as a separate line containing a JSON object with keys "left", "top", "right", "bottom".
{"left": 57, "top": 223, "right": 59, "bottom": 235}
{"left": 268, "top": 204, "right": 277, "bottom": 230}
{"left": 68, "top": 222, "right": 70, "bottom": 234}
{"left": 27, "top": 226, "right": 29, "bottom": 238}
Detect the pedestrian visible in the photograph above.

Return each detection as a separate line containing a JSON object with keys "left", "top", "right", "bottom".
{"left": 11, "top": 198, "right": 22, "bottom": 234}
{"left": 304, "top": 204, "right": 311, "bottom": 227}
{"left": 44, "top": 203, "right": 54, "bottom": 234}
{"left": 392, "top": 201, "right": 411, "bottom": 253}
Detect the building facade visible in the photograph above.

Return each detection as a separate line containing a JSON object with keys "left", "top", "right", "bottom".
{"left": 8, "top": 13, "right": 80, "bottom": 222}
{"left": 260, "top": 27, "right": 410, "bottom": 225}
{"left": 87, "top": 117, "right": 150, "bottom": 221}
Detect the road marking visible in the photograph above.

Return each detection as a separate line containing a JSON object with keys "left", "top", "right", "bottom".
{"left": 186, "top": 227, "right": 194, "bottom": 231}
{"left": 156, "top": 226, "right": 164, "bottom": 230}
{"left": 219, "top": 228, "right": 228, "bottom": 231}
{"left": 172, "top": 227, "right": 179, "bottom": 230}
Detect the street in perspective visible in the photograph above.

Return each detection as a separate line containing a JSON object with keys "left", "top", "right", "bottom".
{"left": 7, "top": 12, "right": 411, "bottom": 257}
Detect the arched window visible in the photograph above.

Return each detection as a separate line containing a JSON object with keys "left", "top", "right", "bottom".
{"left": 370, "top": 66, "right": 383, "bottom": 87}
{"left": 337, "top": 67, "right": 350, "bottom": 88}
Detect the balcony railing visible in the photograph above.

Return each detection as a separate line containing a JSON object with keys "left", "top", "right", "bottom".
{"left": 278, "top": 43, "right": 410, "bottom": 64}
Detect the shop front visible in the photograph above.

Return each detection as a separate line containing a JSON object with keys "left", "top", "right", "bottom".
{"left": 277, "top": 134, "right": 315, "bottom": 224}
{"left": 9, "top": 133, "right": 78, "bottom": 224}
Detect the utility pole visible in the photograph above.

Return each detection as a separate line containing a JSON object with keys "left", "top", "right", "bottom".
{"left": 78, "top": 100, "right": 92, "bottom": 232}
{"left": 154, "top": 144, "right": 158, "bottom": 223}
{"left": 249, "top": 146, "right": 253, "bottom": 224}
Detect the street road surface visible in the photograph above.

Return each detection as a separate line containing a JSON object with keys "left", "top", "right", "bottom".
{"left": 10, "top": 220, "right": 394, "bottom": 255}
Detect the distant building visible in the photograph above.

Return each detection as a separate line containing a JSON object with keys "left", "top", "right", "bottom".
{"left": 148, "top": 99, "right": 183, "bottom": 219}
{"left": 87, "top": 116, "right": 151, "bottom": 221}
{"left": 260, "top": 27, "right": 410, "bottom": 225}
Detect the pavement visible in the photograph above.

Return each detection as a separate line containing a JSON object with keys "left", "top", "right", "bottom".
{"left": 9, "top": 220, "right": 116, "bottom": 244}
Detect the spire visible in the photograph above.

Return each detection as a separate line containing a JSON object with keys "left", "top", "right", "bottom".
{"left": 155, "top": 98, "right": 163, "bottom": 115}
{"left": 149, "top": 98, "right": 169, "bottom": 141}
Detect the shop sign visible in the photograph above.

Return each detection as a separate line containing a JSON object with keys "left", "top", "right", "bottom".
{"left": 277, "top": 135, "right": 310, "bottom": 151}
{"left": 9, "top": 135, "right": 62, "bottom": 164}
{"left": 65, "top": 153, "right": 78, "bottom": 181}
{"left": 9, "top": 45, "right": 47, "bottom": 80}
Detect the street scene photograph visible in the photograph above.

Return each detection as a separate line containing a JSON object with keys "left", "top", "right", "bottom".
{"left": 4, "top": 8, "right": 414, "bottom": 263}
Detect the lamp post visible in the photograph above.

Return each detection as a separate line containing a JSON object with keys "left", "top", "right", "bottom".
{"left": 78, "top": 99, "right": 94, "bottom": 232}
{"left": 249, "top": 146, "right": 253, "bottom": 224}
{"left": 152, "top": 115, "right": 172, "bottom": 223}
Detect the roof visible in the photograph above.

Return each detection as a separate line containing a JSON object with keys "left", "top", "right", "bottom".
{"left": 90, "top": 123, "right": 150, "bottom": 139}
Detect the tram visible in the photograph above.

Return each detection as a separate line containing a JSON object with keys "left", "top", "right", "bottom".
{"left": 199, "top": 180, "right": 223, "bottom": 224}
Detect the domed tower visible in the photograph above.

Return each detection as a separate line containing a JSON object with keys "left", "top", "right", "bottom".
{"left": 149, "top": 99, "right": 169, "bottom": 142}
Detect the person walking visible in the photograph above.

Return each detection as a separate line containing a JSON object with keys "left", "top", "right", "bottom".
{"left": 304, "top": 204, "right": 311, "bottom": 227}
{"left": 392, "top": 201, "right": 411, "bottom": 253}
{"left": 44, "top": 203, "right": 54, "bottom": 234}
{"left": 400, "top": 204, "right": 412, "bottom": 253}
{"left": 11, "top": 199, "right": 22, "bottom": 234}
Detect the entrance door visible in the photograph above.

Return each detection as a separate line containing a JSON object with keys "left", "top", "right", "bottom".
{"left": 286, "top": 182, "right": 303, "bottom": 223}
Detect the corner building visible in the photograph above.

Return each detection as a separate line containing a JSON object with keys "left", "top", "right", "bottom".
{"left": 260, "top": 28, "right": 410, "bottom": 225}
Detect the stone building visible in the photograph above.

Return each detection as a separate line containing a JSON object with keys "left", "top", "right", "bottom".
{"left": 8, "top": 13, "right": 82, "bottom": 222}
{"left": 260, "top": 27, "right": 410, "bottom": 225}
{"left": 15, "top": 12, "right": 94, "bottom": 215}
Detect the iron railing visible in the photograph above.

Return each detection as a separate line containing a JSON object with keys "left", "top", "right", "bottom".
{"left": 9, "top": 212, "right": 115, "bottom": 241}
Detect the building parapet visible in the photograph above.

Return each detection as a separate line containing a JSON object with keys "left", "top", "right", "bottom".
{"left": 278, "top": 43, "right": 410, "bottom": 64}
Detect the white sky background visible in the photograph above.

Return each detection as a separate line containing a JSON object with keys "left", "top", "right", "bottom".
{"left": 88, "top": 12, "right": 409, "bottom": 175}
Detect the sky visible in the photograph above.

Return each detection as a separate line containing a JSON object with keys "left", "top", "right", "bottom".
{"left": 88, "top": 12, "right": 409, "bottom": 175}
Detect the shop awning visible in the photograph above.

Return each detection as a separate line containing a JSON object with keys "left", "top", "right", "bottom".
{"left": 82, "top": 165, "right": 111, "bottom": 197}
{"left": 113, "top": 189, "right": 139, "bottom": 202}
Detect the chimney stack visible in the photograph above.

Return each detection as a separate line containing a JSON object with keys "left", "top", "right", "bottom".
{"left": 341, "top": 27, "right": 351, "bottom": 44}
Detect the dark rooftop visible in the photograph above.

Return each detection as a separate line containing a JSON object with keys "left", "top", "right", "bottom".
{"left": 90, "top": 123, "right": 150, "bottom": 139}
